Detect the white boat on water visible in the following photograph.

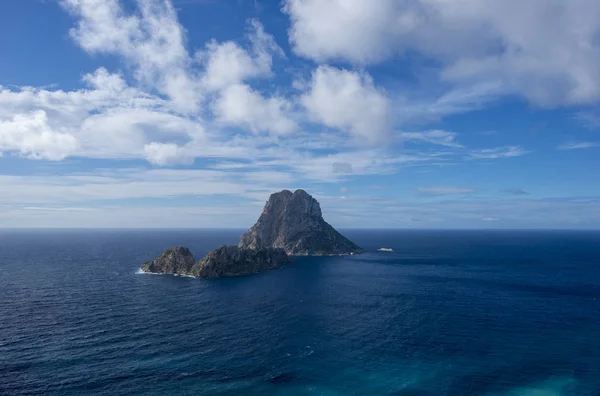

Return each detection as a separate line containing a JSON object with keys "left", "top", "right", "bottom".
{"left": 377, "top": 248, "right": 393, "bottom": 252}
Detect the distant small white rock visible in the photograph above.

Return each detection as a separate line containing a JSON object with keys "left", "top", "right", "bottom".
{"left": 377, "top": 248, "right": 393, "bottom": 252}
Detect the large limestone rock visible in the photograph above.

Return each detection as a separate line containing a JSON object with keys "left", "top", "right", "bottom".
{"left": 140, "top": 189, "right": 361, "bottom": 278}
{"left": 239, "top": 189, "right": 363, "bottom": 256}
{"left": 141, "top": 246, "right": 195, "bottom": 275}
{"left": 191, "top": 245, "right": 290, "bottom": 278}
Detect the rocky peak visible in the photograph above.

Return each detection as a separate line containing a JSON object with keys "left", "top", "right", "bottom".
{"left": 260, "top": 189, "right": 322, "bottom": 221}
{"left": 239, "top": 189, "right": 362, "bottom": 256}
{"left": 289, "top": 189, "right": 322, "bottom": 218}
{"left": 141, "top": 246, "right": 195, "bottom": 275}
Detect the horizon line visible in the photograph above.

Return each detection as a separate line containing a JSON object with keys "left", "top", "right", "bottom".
{"left": 0, "top": 227, "right": 599, "bottom": 231}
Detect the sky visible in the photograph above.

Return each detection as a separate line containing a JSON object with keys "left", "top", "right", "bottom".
{"left": 0, "top": 0, "right": 599, "bottom": 229}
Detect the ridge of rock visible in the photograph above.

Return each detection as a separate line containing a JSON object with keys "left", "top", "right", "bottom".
{"left": 238, "top": 189, "right": 363, "bottom": 255}
{"left": 191, "top": 245, "right": 290, "bottom": 278}
{"left": 140, "top": 246, "right": 289, "bottom": 277}
{"left": 141, "top": 246, "right": 195, "bottom": 275}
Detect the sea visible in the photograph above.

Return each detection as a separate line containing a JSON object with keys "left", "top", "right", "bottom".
{"left": 1, "top": 229, "right": 599, "bottom": 396}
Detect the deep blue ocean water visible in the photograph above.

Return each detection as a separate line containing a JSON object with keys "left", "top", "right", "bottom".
{"left": 1, "top": 229, "right": 600, "bottom": 395}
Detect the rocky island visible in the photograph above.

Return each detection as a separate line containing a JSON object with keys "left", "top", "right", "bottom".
{"left": 141, "top": 245, "right": 289, "bottom": 278}
{"left": 240, "top": 189, "right": 363, "bottom": 255}
{"left": 191, "top": 245, "right": 289, "bottom": 278}
{"left": 141, "top": 246, "right": 196, "bottom": 276}
{"left": 140, "top": 189, "right": 362, "bottom": 278}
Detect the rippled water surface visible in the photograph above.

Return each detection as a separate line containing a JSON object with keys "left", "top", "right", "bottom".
{"left": 1, "top": 229, "right": 600, "bottom": 395}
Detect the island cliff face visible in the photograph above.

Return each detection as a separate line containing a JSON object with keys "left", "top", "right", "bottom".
{"left": 141, "top": 246, "right": 195, "bottom": 275}
{"left": 141, "top": 245, "right": 289, "bottom": 278}
{"left": 191, "top": 245, "right": 290, "bottom": 278}
{"left": 239, "top": 189, "right": 363, "bottom": 255}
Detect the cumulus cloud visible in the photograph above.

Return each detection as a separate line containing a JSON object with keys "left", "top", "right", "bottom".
{"left": 212, "top": 83, "right": 297, "bottom": 135}
{"left": 144, "top": 142, "right": 194, "bottom": 166}
{"left": 0, "top": 0, "right": 543, "bottom": 169}
{"left": 284, "top": 0, "right": 600, "bottom": 106}
{"left": 482, "top": 217, "right": 498, "bottom": 221}
{"left": 0, "top": 2, "right": 298, "bottom": 165}
{"left": 62, "top": 0, "right": 200, "bottom": 113}
{"left": 3, "top": 0, "right": 599, "bottom": 228}
{"left": 301, "top": 66, "right": 392, "bottom": 144}
{"left": 198, "top": 19, "right": 284, "bottom": 91}
{"left": 284, "top": 0, "right": 399, "bottom": 64}
{"left": 0, "top": 110, "right": 77, "bottom": 160}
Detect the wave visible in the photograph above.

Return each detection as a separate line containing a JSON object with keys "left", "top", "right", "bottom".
{"left": 135, "top": 269, "right": 195, "bottom": 278}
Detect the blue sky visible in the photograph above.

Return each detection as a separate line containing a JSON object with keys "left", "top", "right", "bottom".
{"left": 1, "top": 0, "right": 599, "bottom": 228}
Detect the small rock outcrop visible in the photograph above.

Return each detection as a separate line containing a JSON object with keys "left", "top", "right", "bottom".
{"left": 141, "top": 246, "right": 195, "bottom": 275}
{"left": 239, "top": 189, "right": 363, "bottom": 255}
{"left": 191, "top": 245, "right": 290, "bottom": 278}
{"left": 141, "top": 246, "right": 289, "bottom": 277}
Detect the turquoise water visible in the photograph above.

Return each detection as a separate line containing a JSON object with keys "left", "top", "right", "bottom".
{"left": 1, "top": 229, "right": 599, "bottom": 395}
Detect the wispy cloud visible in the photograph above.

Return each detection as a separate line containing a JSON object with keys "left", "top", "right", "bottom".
{"left": 469, "top": 146, "right": 529, "bottom": 159}
{"left": 558, "top": 142, "right": 600, "bottom": 150}
{"left": 402, "top": 130, "right": 464, "bottom": 148}
{"left": 417, "top": 186, "right": 476, "bottom": 197}
{"left": 501, "top": 188, "right": 529, "bottom": 196}
{"left": 573, "top": 111, "right": 600, "bottom": 130}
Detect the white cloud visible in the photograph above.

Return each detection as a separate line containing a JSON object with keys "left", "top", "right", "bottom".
{"left": 0, "top": 68, "right": 156, "bottom": 120}
{"left": 284, "top": 0, "right": 600, "bottom": 106}
{"left": 62, "top": 0, "right": 200, "bottom": 113}
{"left": 4, "top": 193, "right": 599, "bottom": 228}
{"left": 198, "top": 19, "right": 283, "bottom": 91}
{"left": 482, "top": 217, "right": 499, "bottom": 221}
{"left": 558, "top": 142, "right": 600, "bottom": 150}
{"left": 417, "top": 186, "right": 476, "bottom": 196}
{"left": 1, "top": 166, "right": 599, "bottom": 228}
{"left": 4, "top": 0, "right": 597, "bottom": 228}
{"left": 402, "top": 130, "right": 463, "bottom": 148}
{"left": 469, "top": 146, "right": 529, "bottom": 159}
{"left": 144, "top": 142, "right": 193, "bottom": 166}
{"left": 82, "top": 67, "right": 128, "bottom": 93}
{"left": 0, "top": 169, "right": 253, "bottom": 204}
{"left": 284, "top": 0, "right": 399, "bottom": 64}
{"left": 212, "top": 83, "right": 297, "bottom": 135}
{"left": 0, "top": 0, "right": 511, "bottom": 170}
{"left": 397, "top": 81, "right": 507, "bottom": 125}
{"left": 301, "top": 66, "right": 392, "bottom": 144}
{"left": 0, "top": 110, "right": 77, "bottom": 160}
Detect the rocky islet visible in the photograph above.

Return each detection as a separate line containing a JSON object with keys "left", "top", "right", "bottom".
{"left": 140, "top": 189, "right": 363, "bottom": 277}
